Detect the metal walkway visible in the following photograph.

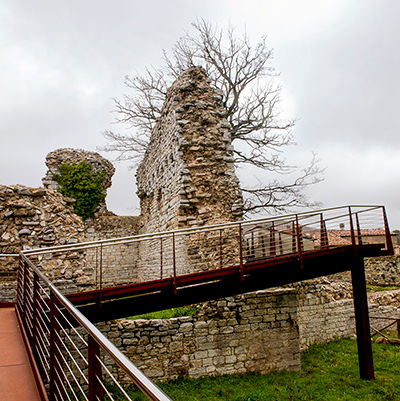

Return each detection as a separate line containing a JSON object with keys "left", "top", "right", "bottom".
{"left": 0, "top": 306, "right": 44, "bottom": 401}
{"left": 6, "top": 205, "right": 396, "bottom": 400}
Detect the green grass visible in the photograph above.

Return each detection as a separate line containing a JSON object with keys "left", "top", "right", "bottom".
{"left": 126, "top": 305, "right": 198, "bottom": 320}
{"left": 366, "top": 284, "right": 400, "bottom": 292}
{"left": 122, "top": 339, "right": 400, "bottom": 401}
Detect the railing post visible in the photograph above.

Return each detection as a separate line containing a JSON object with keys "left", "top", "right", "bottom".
{"left": 16, "top": 256, "right": 24, "bottom": 313}
{"left": 22, "top": 260, "right": 28, "bottom": 320}
{"left": 278, "top": 232, "right": 283, "bottom": 255}
{"left": 95, "top": 246, "right": 99, "bottom": 289}
{"left": 160, "top": 237, "right": 163, "bottom": 279}
{"left": 172, "top": 232, "right": 177, "bottom": 295}
{"left": 269, "top": 222, "right": 276, "bottom": 257}
{"left": 88, "top": 335, "right": 104, "bottom": 401}
{"left": 320, "top": 213, "right": 329, "bottom": 249}
{"left": 250, "top": 232, "right": 255, "bottom": 259}
{"left": 382, "top": 207, "right": 394, "bottom": 255}
{"left": 397, "top": 319, "right": 400, "bottom": 339}
{"left": 32, "top": 272, "right": 39, "bottom": 360}
{"left": 355, "top": 213, "right": 363, "bottom": 245}
{"left": 49, "top": 292, "right": 57, "bottom": 401}
{"left": 348, "top": 206, "right": 357, "bottom": 254}
{"left": 238, "top": 223, "right": 244, "bottom": 281}
{"left": 99, "top": 243, "right": 103, "bottom": 308}
{"left": 295, "top": 215, "right": 304, "bottom": 270}
{"left": 260, "top": 231, "right": 266, "bottom": 257}
{"left": 219, "top": 229, "right": 223, "bottom": 269}
{"left": 291, "top": 221, "right": 297, "bottom": 253}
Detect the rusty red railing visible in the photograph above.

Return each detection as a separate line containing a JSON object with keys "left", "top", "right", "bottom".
{"left": 20, "top": 205, "right": 395, "bottom": 296}
{"left": 16, "top": 253, "right": 172, "bottom": 401}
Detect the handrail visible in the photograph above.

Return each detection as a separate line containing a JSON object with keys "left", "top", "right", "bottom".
{"left": 21, "top": 205, "right": 384, "bottom": 256}
{"left": 19, "top": 253, "right": 172, "bottom": 401}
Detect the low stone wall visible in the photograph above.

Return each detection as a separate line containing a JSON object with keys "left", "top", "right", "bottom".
{"left": 93, "top": 286, "right": 400, "bottom": 382}
{"left": 297, "top": 284, "right": 400, "bottom": 349}
{"left": 98, "top": 289, "right": 301, "bottom": 382}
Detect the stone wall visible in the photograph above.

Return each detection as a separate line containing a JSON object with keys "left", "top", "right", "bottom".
{"left": 84, "top": 215, "right": 141, "bottom": 287}
{"left": 324, "top": 255, "right": 400, "bottom": 288}
{"left": 93, "top": 287, "right": 400, "bottom": 382}
{"left": 365, "top": 255, "right": 400, "bottom": 286}
{"left": 42, "top": 148, "right": 115, "bottom": 214}
{"left": 297, "top": 283, "right": 400, "bottom": 349}
{"left": 0, "top": 184, "right": 89, "bottom": 301}
{"left": 136, "top": 66, "right": 243, "bottom": 233}
{"left": 135, "top": 67, "right": 243, "bottom": 279}
{"left": 98, "top": 289, "right": 300, "bottom": 382}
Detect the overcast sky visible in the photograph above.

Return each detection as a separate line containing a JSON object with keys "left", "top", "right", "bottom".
{"left": 1, "top": 0, "right": 399, "bottom": 228}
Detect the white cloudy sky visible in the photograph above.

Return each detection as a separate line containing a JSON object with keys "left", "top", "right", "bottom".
{"left": 1, "top": 0, "right": 399, "bottom": 228}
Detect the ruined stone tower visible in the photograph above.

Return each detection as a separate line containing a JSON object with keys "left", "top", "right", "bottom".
{"left": 42, "top": 148, "right": 115, "bottom": 214}
{"left": 136, "top": 67, "right": 243, "bottom": 233}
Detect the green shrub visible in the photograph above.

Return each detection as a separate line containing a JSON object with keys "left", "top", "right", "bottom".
{"left": 53, "top": 161, "right": 106, "bottom": 220}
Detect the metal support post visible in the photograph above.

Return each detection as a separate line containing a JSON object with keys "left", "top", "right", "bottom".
{"left": 351, "top": 256, "right": 375, "bottom": 380}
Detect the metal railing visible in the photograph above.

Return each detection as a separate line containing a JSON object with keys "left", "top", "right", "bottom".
{"left": 20, "top": 205, "right": 394, "bottom": 294}
{"left": 16, "top": 253, "right": 172, "bottom": 401}
{"left": 370, "top": 315, "right": 400, "bottom": 342}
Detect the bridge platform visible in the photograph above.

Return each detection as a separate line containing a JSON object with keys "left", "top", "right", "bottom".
{"left": 0, "top": 306, "right": 45, "bottom": 401}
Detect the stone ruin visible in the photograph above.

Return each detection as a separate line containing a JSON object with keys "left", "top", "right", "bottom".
{"left": 42, "top": 148, "right": 115, "bottom": 214}
{"left": 0, "top": 67, "right": 247, "bottom": 295}
{"left": 136, "top": 67, "right": 243, "bottom": 233}
{"left": 1, "top": 66, "right": 400, "bottom": 380}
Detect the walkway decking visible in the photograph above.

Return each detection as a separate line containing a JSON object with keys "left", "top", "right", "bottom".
{"left": 0, "top": 307, "right": 43, "bottom": 401}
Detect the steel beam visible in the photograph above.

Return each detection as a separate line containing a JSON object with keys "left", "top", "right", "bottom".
{"left": 351, "top": 256, "right": 374, "bottom": 380}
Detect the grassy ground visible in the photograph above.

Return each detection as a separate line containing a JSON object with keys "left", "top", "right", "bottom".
{"left": 126, "top": 305, "right": 198, "bottom": 320}
{"left": 366, "top": 284, "right": 400, "bottom": 292}
{"left": 122, "top": 339, "right": 400, "bottom": 401}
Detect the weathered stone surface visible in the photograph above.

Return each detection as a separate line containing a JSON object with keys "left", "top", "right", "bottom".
{"left": 0, "top": 184, "right": 87, "bottom": 301}
{"left": 135, "top": 67, "right": 244, "bottom": 281}
{"left": 96, "top": 289, "right": 301, "bottom": 382}
{"left": 42, "top": 148, "right": 115, "bottom": 214}
{"left": 83, "top": 215, "right": 141, "bottom": 287}
{"left": 136, "top": 66, "right": 243, "bottom": 234}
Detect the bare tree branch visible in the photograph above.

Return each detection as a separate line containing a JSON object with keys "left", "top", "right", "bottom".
{"left": 102, "top": 19, "right": 323, "bottom": 214}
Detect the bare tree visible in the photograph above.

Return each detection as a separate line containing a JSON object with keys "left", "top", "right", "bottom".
{"left": 103, "top": 20, "right": 323, "bottom": 213}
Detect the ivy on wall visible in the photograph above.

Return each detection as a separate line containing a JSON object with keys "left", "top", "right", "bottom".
{"left": 53, "top": 161, "right": 106, "bottom": 220}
